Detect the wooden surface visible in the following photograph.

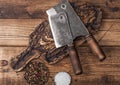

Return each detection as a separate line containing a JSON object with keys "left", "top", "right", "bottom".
{"left": 0, "top": 19, "right": 120, "bottom": 85}
{"left": 0, "top": 0, "right": 119, "bottom": 19}
{"left": 0, "top": 0, "right": 120, "bottom": 85}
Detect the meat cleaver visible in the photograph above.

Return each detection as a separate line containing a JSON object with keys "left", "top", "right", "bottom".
{"left": 46, "top": 0, "right": 106, "bottom": 75}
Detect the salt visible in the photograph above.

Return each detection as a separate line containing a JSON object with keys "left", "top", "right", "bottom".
{"left": 54, "top": 72, "right": 71, "bottom": 85}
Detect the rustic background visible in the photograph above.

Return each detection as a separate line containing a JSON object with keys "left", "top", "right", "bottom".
{"left": 0, "top": 0, "right": 120, "bottom": 85}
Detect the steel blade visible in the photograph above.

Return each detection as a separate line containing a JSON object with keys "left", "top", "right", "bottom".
{"left": 54, "top": 0, "right": 89, "bottom": 39}
{"left": 46, "top": 9, "right": 73, "bottom": 48}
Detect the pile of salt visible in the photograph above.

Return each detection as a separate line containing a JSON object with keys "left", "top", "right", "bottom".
{"left": 54, "top": 72, "right": 71, "bottom": 85}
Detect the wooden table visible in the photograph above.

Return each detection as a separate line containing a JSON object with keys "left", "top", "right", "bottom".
{"left": 0, "top": 0, "right": 120, "bottom": 85}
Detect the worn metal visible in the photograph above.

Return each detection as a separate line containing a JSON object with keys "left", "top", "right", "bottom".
{"left": 47, "top": 11, "right": 73, "bottom": 48}
{"left": 54, "top": 0, "right": 89, "bottom": 39}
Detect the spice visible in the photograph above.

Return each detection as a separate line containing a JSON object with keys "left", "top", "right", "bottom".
{"left": 24, "top": 60, "right": 49, "bottom": 85}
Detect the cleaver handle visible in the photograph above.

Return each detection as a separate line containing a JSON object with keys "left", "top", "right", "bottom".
{"left": 85, "top": 34, "right": 106, "bottom": 61}
{"left": 68, "top": 44, "right": 82, "bottom": 75}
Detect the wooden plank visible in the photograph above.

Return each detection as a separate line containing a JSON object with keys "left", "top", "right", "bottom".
{"left": 1, "top": 74, "right": 120, "bottom": 85}
{"left": 0, "top": 0, "right": 59, "bottom": 19}
{"left": 0, "top": 19, "right": 44, "bottom": 46}
{"left": 0, "top": 19, "right": 119, "bottom": 46}
{"left": 0, "top": 0, "right": 119, "bottom": 19}
{"left": 0, "top": 47, "right": 120, "bottom": 85}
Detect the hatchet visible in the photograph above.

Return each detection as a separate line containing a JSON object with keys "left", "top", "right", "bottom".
{"left": 46, "top": 0, "right": 106, "bottom": 75}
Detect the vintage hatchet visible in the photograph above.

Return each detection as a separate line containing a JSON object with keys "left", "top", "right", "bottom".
{"left": 46, "top": 0, "right": 106, "bottom": 75}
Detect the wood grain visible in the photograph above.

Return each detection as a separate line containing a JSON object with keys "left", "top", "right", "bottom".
{"left": 0, "top": 46, "right": 120, "bottom": 85}
{"left": 0, "top": 19, "right": 119, "bottom": 46}
{"left": 0, "top": 0, "right": 119, "bottom": 19}
{"left": 0, "top": 18, "right": 119, "bottom": 84}
{"left": 0, "top": 0, "right": 119, "bottom": 85}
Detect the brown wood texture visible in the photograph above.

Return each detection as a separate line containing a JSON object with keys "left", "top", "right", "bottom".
{"left": 0, "top": 19, "right": 120, "bottom": 85}
{"left": 0, "top": 0, "right": 119, "bottom": 19}
{"left": 0, "top": 19, "right": 119, "bottom": 46}
{"left": 0, "top": 0, "right": 119, "bottom": 84}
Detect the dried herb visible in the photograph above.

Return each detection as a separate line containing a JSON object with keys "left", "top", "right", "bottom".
{"left": 24, "top": 60, "right": 49, "bottom": 85}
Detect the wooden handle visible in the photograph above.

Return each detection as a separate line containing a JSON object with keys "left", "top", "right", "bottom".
{"left": 68, "top": 44, "right": 82, "bottom": 75}
{"left": 85, "top": 34, "right": 106, "bottom": 61}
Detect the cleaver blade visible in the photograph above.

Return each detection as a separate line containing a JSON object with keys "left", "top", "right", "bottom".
{"left": 53, "top": 0, "right": 89, "bottom": 39}
{"left": 46, "top": 8, "right": 73, "bottom": 48}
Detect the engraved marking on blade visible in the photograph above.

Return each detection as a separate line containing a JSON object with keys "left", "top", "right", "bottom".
{"left": 58, "top": 15, "right": 66, "bottom": 23}
{"left": 61, "top": 4, "right": 66, "bottom": 9}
